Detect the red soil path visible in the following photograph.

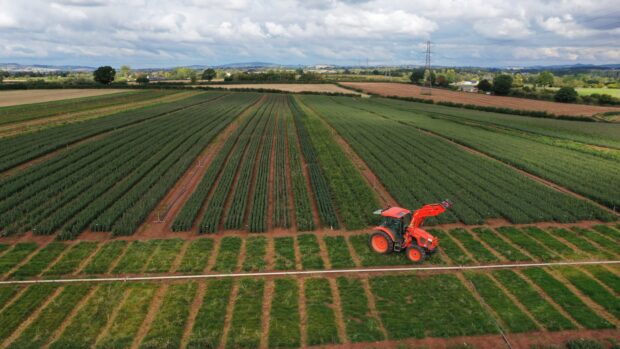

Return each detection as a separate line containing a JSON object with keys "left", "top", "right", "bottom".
{"left": 342, "top": 82, "right": 620, "bottom": 117}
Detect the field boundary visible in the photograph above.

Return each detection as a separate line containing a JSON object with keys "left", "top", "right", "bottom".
{"left": 1, "top": 260, "right": 618, "bottom": 285}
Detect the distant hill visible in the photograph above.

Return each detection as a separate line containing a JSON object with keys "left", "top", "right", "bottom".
{"left": 0, "top": 63, "right": 95, "bottom": 72}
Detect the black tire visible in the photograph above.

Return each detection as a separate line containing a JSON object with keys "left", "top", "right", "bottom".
{"left": 405, "top": 245, "right": 426, "bottom": 263}
{"left": 369, "top": 231, "right": 394, "bottom": 254}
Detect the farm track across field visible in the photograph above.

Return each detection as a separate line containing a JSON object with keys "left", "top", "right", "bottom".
{"left": 1, "top": 260, "right": 618, "bottom": 285}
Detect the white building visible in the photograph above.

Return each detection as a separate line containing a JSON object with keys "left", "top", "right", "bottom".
{"left": 451, "top": 81, "right": 479, "bottom": 93}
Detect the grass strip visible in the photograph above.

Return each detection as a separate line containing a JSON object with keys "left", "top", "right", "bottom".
{"left": 0, "top": 284, "right": 57, "bottom": 341}
{"left": 336, "top": 277, "right": 384, "bottom": 342}
{"left": 226, "top": 279, "right": 265, "bottom": 348}
{"left": 473, "top": 228, "right": 530, "bottom": 261}
{"left": 145, "top": 239, "right": 184, "bottom": 273}
{"left": 0, "top": 243, "right": 39, "bottom": 275}
{"left": 49, "top": 283, "right": 125, "bottom": 348}
{"left": 559, "top": 267, "right": 620, "bottom": 319}
{"left": 581, "top": 265, "right": 620, "bottom": 294}
{"left": 523, "top": 227, "right": 575, "bottom": 258}
{"left": 323, "top": 236, "right": 355, "bottom": 268}
{"left": 8, "top": 284, "right": 91, "bottom": 349}
{"left": 522, "top": 268, "right": 613, "bottom": 329}
{"left": 497, "top": 227, "right": 557, "bottom": 261}
{"left": 212, "top": 237, "right": 241, "bottom": 272}
{"left": 305, "top": 278, "right": 340, "bottom": 345}
{"left": 112, "top": 240, "right": 160, "bottom": 274}
{"left": 44, "top": 242, "right": 98, "bottom": 276}
{"left": 242, "top": 236, "right": 267, "bottom": 272}
{"left": 268, "top": 278, "right": 301, "bottom": 348}
{"left": 431, "top": 229, "right": 472, "bottom": 264}
{"left": 139, "top": 282, "right": 197, "bottom": 349}
{"left": 449, "top": 228, "right": 499, "bottom": 263}
{"left": 187, "top": 279, "right": 233, "bottom": 349}
{"left": 11, "top": 242, "right": 67, "bottom": 279}
{"left": 273, "top": 237, "right": 296, "bottom": 270}
{"left": 82, "top": 240, "right": 127, "bottom": 274}
{"left": 177, "top": 238, "right": 214, "bottom": 273}
{"left": 464, "top": 272, "right": 538, "bottom": 333}
{"left": 297, "top": 234, "right": 324, "bottom": 270}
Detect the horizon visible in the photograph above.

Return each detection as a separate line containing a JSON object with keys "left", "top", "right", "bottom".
{"left": 1, "top": 0, "right": 619, "bottom": 68}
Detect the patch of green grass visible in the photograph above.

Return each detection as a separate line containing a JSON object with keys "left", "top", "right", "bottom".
{"left": 0, "top": 286, "right": 20, "bottom": 310}
{"left": 0, "top": 243, "right": 8, "bottom": 254}
{"left": 581, "top": 265, "right": 620, "bottom": 294}
{"left": 226, "top": 279, "right": 265, "bottom": 349}
{"left": 492, "top": 269, "right": 575, "bottom": 331}
{"left": 464, "top": 272, "right": 538, "bottom": 333}
{"left": 592, "top": 225, "right": 620, "bottom": 241}
{"left": 177, "top": 238, "right": 214, "bottom": 273}
{"left": 273, "top": 237, "right": 296, "bottom": 270}
{"left": 348, "top": 235, "right": 409, "bottom": 266}
{"left": 11, "top": 243, "right": 67, "bottom": 279}
{"left": 113, "top": 240, "right": 161, "bottom": 274}
{"left": 49, "top": 283, "right": 126, "bottom": 348}
{"left": 305, "top": 278, "right": 340, "bottom": 345}
{"left": 523, "top": 227, "right": 575, "bottom": 258}
{"left": 559, "top": 267, "right": 620, "bottom": 319}
{"left": 187, "top": 279, "right": 233, "bottom": 349}
{"left": 8, "top": 284, "right": 91, "bottom": 349}
{"left": 370, "top": 274, "right": 497, "bottom": 339}
{"left": 0, "top": 243, "right": 39, "bottom": 275}
{"left": 449, "top": 229, "right": 499, "bottom": 263}
{"left": 497, "top": 227, "right": 557, "bottom": 261}
{"left": 145, "top": 239, "right": 184, "bottom": 273}
{"left": 571, "top": 227, "right": 620, "bottom": 255}
{"left": 212, "top": 237, "right": 241, "bottom": 272}
{"left": 548, "top": 228, "right": 613, "bottom": 259}
{"left": 95, "top": 283, "right": 158, "bottom": 349}
{"left": 297, "top": 234, "right": 324, "bottom": 270}
{"left": 44, "top": 242, "right": 98, "bottom": 276}
{"left": 139, "top": 282, "right": 197, "bottom": 349}
{"left": 323, "top": 236, "right": 355, "bottom": 268}
{"left": 268, "top": 278, "right": 301, "bottom": 348}
{"left": 473, "top": 228, "right": 530, "bottom": 261}
{"left": 82, "top": 240, "right": 127, "bottom": 274}
{"left": 336, "top": 277, "right": 384, "bottom": 342}
{"left": 566, "top": 338, "right": 605, "bottom": 349}
{"left": 0, "top": 284, "right": 57, "bottom": 341}
{"left": 431, "top": 229, "right": 472, "bottom": 264}
{"left": 242, "top": 237, "right": 267, "bottom": 272}
{"left": 522, "top": 268, "right": 613, "bottom": 329}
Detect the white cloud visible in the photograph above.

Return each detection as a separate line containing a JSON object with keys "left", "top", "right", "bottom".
{"left": 473, "top": 18, "right": 533, "bottom": 39}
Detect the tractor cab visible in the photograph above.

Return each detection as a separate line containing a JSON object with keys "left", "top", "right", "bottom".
{"left": 376, "top": 207, "right": 411, "bottom": 243}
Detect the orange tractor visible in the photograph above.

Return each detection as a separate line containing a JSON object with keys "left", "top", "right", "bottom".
{"left": 369, "top": 200, "right": 452, "bottom": 263}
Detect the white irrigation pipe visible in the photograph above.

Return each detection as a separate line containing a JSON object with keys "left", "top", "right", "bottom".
{"left": 1, "top": 260, "right": 619, "bottom": 285}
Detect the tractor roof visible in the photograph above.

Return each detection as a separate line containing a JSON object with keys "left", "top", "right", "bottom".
{"left": 381, "top": 207, "right": 411, "bottom": 219}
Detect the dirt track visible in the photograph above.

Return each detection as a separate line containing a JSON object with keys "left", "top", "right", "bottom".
{"left": 0, "top": 89, "right": 129, "bottom": 107}
{"left": 342, "top": 82, "right": 620, "bottom": 117}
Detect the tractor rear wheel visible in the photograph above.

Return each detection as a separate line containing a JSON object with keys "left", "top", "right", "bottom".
{"left": 406, "top": 245, "right": 426, "bottom": 263}
{"left": 369, "top": 231, "right": 393, "bottom": 254}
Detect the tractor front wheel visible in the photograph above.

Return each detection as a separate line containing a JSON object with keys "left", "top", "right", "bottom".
{"left": 369, "top": 231, "right": 393, "bottom": 254}
{"left": 406, "top": 245, "right": 426, "bottom": 263}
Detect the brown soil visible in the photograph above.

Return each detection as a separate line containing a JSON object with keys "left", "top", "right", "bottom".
{"left": 342, "top": 82, "right": 620, "bottom": 117}
{"left": 130, "top": 284, "right": 168, "bottom": 349}
{"left": 320, "top": 328, "right": 620, "bottom": 349}
{"left": 417, "top": 127, "right": 618, "bottom": 217}
{"left": 0, "top": 91, "right": 198, "bottom": 139}
{"left": 212, "top": 83, "right": 359, "bottom": 95}
{"left": 135, "top": 95, "right": 265, "bottom": 238}
{"left": 0, "top": 89, "right": 128, "bottom": 107}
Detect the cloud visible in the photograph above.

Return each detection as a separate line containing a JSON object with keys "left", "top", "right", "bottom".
{"left": 0, "top": 0, "right": 617, "bottom": 67}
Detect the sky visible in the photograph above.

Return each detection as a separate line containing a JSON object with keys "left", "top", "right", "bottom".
{"left": 0, "top": 0, "right": 619, "bottom": 68}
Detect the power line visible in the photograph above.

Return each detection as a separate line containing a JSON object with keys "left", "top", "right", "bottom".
{"left": 421, "top": 40, "right": 432, "bottom": 95}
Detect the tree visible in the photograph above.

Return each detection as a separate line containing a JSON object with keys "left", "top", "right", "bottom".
{"left": 136, "top": 74, "right": 149, "bottom": 85}
{"left": 0, "top": 70, "right": 4, "bottom": 83}
{"left": 190, "top": 71, "right": 198, "bottom": 83}
{"left": 477, "top": 79, "right": 492, "bottom": 92}
{"left": 513, "top": 73, "right": 524, "bottom": 87}
{"left": 119, "top": 65, "right": 131, "bottom": 79}
{"left": 93, "top": 66, "right": 116, "bottom": 85}
{"left": 435, "top": 75, "right": 449, "bottom": 87}
{"left": 554, "top": 87, "right": 578, "bottom": 103}
{"left": 202, "top": 68, "right": 216, "bottom": 81}
{"left": 409, "top": 68, "right": 425, "bottom": 84}
{"left": 492, "top": 74, "right": 513, "bottom": 95}
{"left": 537, "top": 71, "right": 554, "bottom": 87}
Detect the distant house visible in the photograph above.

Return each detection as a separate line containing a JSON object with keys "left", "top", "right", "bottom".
{"left": 452, "top": 81, "right": 479, "bottom": 93}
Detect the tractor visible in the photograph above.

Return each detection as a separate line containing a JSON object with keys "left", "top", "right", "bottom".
{"left": 368, "top": 200, "right": 451, "bottom": 263}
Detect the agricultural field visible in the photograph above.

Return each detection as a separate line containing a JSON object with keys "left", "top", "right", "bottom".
{"left": 0, "top": 88, "right": 618, "bottom": 348}
{"left": 341, "top": 81, "right": 620, "bottom": 117}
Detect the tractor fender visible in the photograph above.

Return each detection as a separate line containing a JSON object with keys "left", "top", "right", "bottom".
{"left": 374, "top": 226, "right": 396, "bottom": 242}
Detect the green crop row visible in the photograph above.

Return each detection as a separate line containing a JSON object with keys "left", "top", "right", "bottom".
{"left": 44, "top": 242, "right": 98, "bottom": 276}
{"left": 274, "top": 237, "right": 297, "bottom": 270}
{"left": 558, "top": 267, "right": 620, "bottom": 319}
{"left": 187, "top": 280, "right": 233, "bottom": 349}
{"left": 497, "top": 227, "right": 558, "bottom": 261}
{"left": 268, "top": 278, "right": 301, "bottom": 348}
{"left": 304, "top": 278, "right": 340, "bottom": 345}
{"left": 177, "top": 238, "right": 214, "bottom": 273}
{"left": 212, "top": 237, "right": 242, "bottom": 272}
{"left": 0, "top": 284, "right": 58, "bottom": 341}
{"left": 113, "top": 240, "right": 161, "bottom": 274}
{"left": 273, "top": 108, "right": 291, "bottom": 229}
{"left": 11, "top": 242, "right": 66, "bottom": 279}
{"left": 473, "top": 228, "right": 530, "bottom": 261}
{"left": 0, "top": 243, "right": 38, "bottom": 276}
{"left": 226, "top": 279, "right": 265, "bottom": 348}
{"left": 242, "top": 237, "right": 267, "bottom": 272}
{"left": 82, "top": 240, "right": 127, "bottom": 274}
{"left": 448, "top": 228, "right": 499, "bottom": 263}
{"left": 144, "top": 239, "right": 184, "bottom": 273}
{"left": 336, "top": 277, "right": 384, "bottom": 342}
